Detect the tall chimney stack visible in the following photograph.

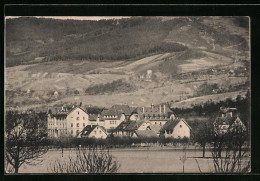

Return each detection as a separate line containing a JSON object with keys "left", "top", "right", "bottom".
{"left": 164, "top": 104, "right": 166, "bottom": 114}
{"left": 142, "top": 107, "right": 145, "bottom": 114}
{"left": 159, "top": 105, "right": 161, "bottom": 114}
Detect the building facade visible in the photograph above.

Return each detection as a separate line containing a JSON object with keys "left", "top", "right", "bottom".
{"left": 47, "top": 106, "right": 89, "bottom": 137}
{"left": 160, "top": 118, "right": 191, "bottom": 139}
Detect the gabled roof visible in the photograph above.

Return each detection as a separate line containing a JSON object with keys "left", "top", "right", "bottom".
{"left": 160, "top": 118, "right": 191, "bottom": 132}
{"left": 134, "top": 130, "right": 158, "bottom": 138}
{"left": 80, "top": 125, "right": 107, "bottom": 136}
{"left": 101, "top": 105, "right": 134, "bottom": 117}
{"left": 148, "top": 124, "right": 162, "bottom": 133}
{"left": 67, "top": 106, "right": 88, "bottom": 116}
{"left": 89, "top": 114, "right": 104, "bottom": 121}
{"left": 48, "top": 106, "right": 88, "bottom": 116}
{"left": 115, "top": 121, "right": 144, "bottom": 131}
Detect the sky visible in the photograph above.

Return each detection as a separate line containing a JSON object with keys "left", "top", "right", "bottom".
{"left": 5, "top": 16, "right": 131, "bottom": 21}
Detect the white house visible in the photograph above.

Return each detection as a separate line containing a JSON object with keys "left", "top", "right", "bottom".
{"left": 66, "top": 107, "right": 89, "bottom": 136}
{"left": 47, "top": 106, "right": 89, "bottom": 137}
{"left": 79, "top": 125, "right": 107, "bottom": 139}
{"left": 160, "top": 118, "right": 191, "bottom": 139}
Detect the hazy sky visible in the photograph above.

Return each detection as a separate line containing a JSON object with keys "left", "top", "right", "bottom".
{"left": 5, "top": 16, "right": 131, "bottom": 21}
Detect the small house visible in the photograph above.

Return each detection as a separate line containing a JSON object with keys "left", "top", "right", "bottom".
{"left": 79, "top": 125, "right": 107, "bottom": 139}
{"left": 160, "top": 118, "right": 191, "bottom": 139}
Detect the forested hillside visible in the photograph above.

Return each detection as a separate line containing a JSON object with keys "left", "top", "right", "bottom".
{"left": 6, "top": 16, "right": 249, "bottom": 67}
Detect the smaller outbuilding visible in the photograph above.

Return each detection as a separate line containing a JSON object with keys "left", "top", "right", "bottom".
{"left": 160, "top": 118, "right": 191, "bottom": 139}
{"left": 79, "top": 125, "right": 107, "bottom": 139}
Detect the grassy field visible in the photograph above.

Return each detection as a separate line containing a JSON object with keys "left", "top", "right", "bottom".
{"left": 171, "top": 90, "right": 247, "bottom": 108}
{"left": 17, "top": 148, "right": 250, "bottom": 173}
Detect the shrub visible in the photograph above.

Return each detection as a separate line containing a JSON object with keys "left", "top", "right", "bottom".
{"left": 49, "top": 148, "right": 120, "bottom": 173}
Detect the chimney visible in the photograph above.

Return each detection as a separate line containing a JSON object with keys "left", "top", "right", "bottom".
{"left": 143, "top": 107, "right": 145, "bottom": 113}
{"left": 151, "top": 103, "right": 154, "bottom": 109}
{"left": 164, "top": 104, "right": 166, "bottom": 114}
{"left": 159, "top": 105, "right": 161, "bottom": 114}
{"left": 79, "top": 102, "right": 82, "bottom": 107}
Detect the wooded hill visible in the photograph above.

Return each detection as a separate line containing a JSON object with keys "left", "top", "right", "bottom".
{"left": 6, "top": 16, "right": 249, "bottom": 67}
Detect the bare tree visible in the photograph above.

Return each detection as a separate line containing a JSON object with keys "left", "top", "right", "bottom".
{"left": 212, "top": 149, "right": 250, "bottom": 173}
{"left": 49, "top": 148, "right": 120, "bottom": 173}
{"left": 5, "top": 110, "right": 48, "bottom": 173}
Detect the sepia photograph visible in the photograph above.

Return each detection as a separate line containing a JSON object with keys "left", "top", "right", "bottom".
{"left": 4, "top": 16, "right": 250, "bottom": 174}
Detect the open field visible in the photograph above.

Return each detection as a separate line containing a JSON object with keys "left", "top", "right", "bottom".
{"left": 171, "top": 90, "right": 247, "bottom": 108}
{"left": 18, "top": 148, "right": 250, "bottom": 173}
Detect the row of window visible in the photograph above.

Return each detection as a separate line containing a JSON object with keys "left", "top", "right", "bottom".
{"left": 110, "top": 120, "right": 117, "bottom": 124}
{"left": 71, "top": 130, "right": 80, "bottom": 135}
{"left": 104, "top": 115, "right": 117, "bottom": 118}
{"left": 73, "top": 117, "right": 86, "bottom": 120}
{"left": 71, "top": 123, "right": 86, "bottom": 127}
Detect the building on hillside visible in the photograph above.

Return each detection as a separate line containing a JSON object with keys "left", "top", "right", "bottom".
{"left": 101, "top": 105, "right": 134, "bottom": 130}
{"left": 79, "top": 125, "right": 107, "bottom": 139}
{"left": 47, "top": 106, "right": 89, "bottom": 137}
{"left": 160, "top": 118, "right": 191, "bottom": 139}
{"left": 130, "top": 104, "right": 175, "bottom": 126}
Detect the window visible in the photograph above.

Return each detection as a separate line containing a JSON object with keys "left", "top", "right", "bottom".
{"left": 71, "top": 130, "right": 73, "bottom": 134}
{"left": 71, "top": 123, "right": 73, "bottom": 127}
{"left": 115, "top": 121, "right": 117, "bottom": 124}
{"left": 77, "top": 117, "right": 79, "bottom": 120}
{"left": 78, "top": 111, "right": 79, "bottom": 115}
{"left": 180, "top": 125, "right": 182, "bottom": 128}
{"left": 83, "top": 123, "right": 85, "bottom": 127}
{"left": 76, "top": 130, "right": 79, "bottom": 134}
{"left": 77, "top": 123, "right": 79, "bottom": 127}
{"left": 83, "top": 117, "right": 85, "bottom": 120}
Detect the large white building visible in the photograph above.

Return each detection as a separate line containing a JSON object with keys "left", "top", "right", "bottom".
{"left": 47, "top": 106, "right": 89, "bottom": 137}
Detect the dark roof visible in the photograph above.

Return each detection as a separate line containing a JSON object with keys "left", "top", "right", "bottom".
{"left": 80, "top": 125, "right": 106, "bottom": 136}
{"left": 214, "top": 117, "right": 238, "bottom": 125}
{"left": 125, "top": 121, "right": 144, "bottom": 131}
{"left": 115, "top": 121, "right": 144, "bottom": 131}
{"left": 67, "top": 106, "right": 88, "bottom": 116}
{"left": 89, "top": 114, "right": 97, "bottom": 121}
{"left": 160, "top": 118, "right": 191, "bottom": 132}
{"left": 136, "top": 105, "right": 173, "bottom": 120}
{"left": 101, "top": 105, "right": 134, "bottom": 117}
{"left": 134, "top": 130, "right": 158, "bottom": 138}
{"left": 148, "top": 125, "right": 162, "bottom": 133}
{"left": 48, "top": 106, "right": 87, "bottom": 116}
{"left": 89, "top": 114, "right": 104, "bottom": 121}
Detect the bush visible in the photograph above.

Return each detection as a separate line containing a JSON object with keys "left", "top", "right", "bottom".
{"left": 49, "top": 148, "right": 120, "bottom": 173}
